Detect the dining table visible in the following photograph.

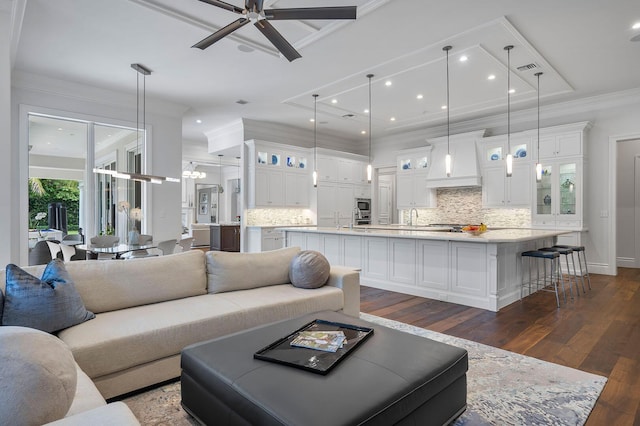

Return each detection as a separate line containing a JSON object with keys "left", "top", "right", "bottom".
{"left": 77, "top": 242, "right": 157, "bottom": 259}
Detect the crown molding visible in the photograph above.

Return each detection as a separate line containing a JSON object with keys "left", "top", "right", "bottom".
{"left": 12, "top": 71, "right": 188, "bottom": 118}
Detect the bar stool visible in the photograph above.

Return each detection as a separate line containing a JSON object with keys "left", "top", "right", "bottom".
{"left": 553, "top": 245, "right": 591, "bottom": 290}
{"left": 521, "top": 250, "right": 566, "bottom": 307}
{"left": 539, "top": 246, "right": 581, "bottom": 298}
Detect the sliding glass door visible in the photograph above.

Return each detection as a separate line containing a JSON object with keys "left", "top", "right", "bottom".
{"left": 28, "top": 113, "right": 146, "bottom": 250}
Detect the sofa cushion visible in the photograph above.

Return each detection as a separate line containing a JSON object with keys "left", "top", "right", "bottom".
{"left": 58, "top": 285, "right": 343, "bottom": 380}
{"left": 3, "top": 259, "right": 95, "bottom": 333}
{"left": 206, "top": 246, "right": 301, "bottom": 294}
{"left": 0, "top": 326, "right": 78, "bottom": 425}
{"left": 60, "top": 250, "right": 208, "bottom": 314}
{"left": 289, "top": 250, "right": 330, "bottom": 289}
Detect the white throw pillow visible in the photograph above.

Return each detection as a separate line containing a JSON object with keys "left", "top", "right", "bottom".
{"left": 0, "top": 326, "right": 78, "bottom": 425}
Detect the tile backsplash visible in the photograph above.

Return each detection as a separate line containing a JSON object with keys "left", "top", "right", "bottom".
{"left": 246, "top": 209, "right": 314, "bottom": 226}
{"left": 399, "top": 187, "right": 531, "bottom": 228}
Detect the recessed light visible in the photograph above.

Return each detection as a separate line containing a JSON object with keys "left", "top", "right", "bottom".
{"left": 390, "top": 117, "right": 396, "bottom": 121}
{"left": 361, "top": 130, "right": 366, "bottom": 135}
{"left": 196, "top": 119, "right": 202, "bottom": 124}
{"left": 633, "top": 22, "right": 640, "bottom": 30}
{"left": 441, "top": 105, "right": 447, "bottom": 110}
{"left": 459, "top": 55, "right": 468, "bottom": 62}
{"left": 364, "top": 109, "right": 369, "bottom": 114}
{"left": 385, "top": 81, "right": 392, "bottom": 87}
{"left": 416, "top": 94, "right": 423, "bottom": 100}
{"left": 57, "top": 128, "right": 63, "bottom": 131}
{"left": 509, "top": 88, "right": 515, "bottom": 94}
{"left": 488, "top": 74, "right": 496, "bottom": 80}
{"left": 309, "top": 118, "right": 315, "bottom": 122}
{"left": 331, "top": 99, "right": 338, "bottom": 104}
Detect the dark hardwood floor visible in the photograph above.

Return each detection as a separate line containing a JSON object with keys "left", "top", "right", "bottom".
{"left": 360, "top": 268, "right": 640, "bottom": 425}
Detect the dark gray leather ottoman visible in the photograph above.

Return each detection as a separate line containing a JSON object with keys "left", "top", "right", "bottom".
{"left": 181, "top": 311, "right": 467, "bottom": 426}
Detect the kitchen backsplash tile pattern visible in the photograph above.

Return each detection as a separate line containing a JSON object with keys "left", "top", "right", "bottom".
{"left": 247, "top": 209, "right": 313, "bottom": 226}
{"left": 400, "top": 187, "right": 531, "bottom": 228}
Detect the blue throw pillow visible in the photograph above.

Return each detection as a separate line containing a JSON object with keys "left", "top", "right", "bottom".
{"left": 3, "top": 259, "right": 95, "bottom": 333}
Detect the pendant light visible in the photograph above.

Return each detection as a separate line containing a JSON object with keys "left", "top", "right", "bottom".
{"left": 218, "top": 154, "right": 224, "bottom": 194}
{"left": 443, "top": 45, "right": 452, "bottom": 177}
{"left": 312, "top": 94, "right": 319, "bottom": 188}
{"left": 93, "top": 63, "right": 179, "bottom": 184}
{"left": 236, "top": 156, "right": 241, "bottom": 193}
{"left": 535, "top": 71, "right": 544, "bottom": 182}
{"left": 504, "top": 45, "right": 514, "bottom": 177}
{"left": 366, "top": 74, "right": 374, "bottom": 183}
{"left": 182, "top": 161, "right": 207, "bottom": 179}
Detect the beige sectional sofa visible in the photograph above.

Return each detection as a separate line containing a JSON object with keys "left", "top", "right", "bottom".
{"left": 1, "top": 246, "right": 360, "bottom": 423}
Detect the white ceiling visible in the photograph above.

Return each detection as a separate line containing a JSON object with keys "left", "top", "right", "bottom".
{"left": 13, "top": 0, "right": 640, "bottom": 152}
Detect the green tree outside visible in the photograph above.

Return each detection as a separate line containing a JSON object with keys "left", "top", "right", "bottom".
{"left": 29, "top": 178, "right": 80, "bottom": 233}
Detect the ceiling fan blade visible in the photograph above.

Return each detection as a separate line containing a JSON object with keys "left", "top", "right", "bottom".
{"left": 264, "top": 6, "right": 357, "bottom": 20}
{"left": 198, "top": 0, "right": 245, "bottom": 14}
{"left": 192, "top": 18, "right": 250, "bottom": 50}
{"left": 254, "top": 20, "right": 301, "bottom": 62}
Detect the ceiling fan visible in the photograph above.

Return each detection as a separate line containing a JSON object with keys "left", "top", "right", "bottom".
{"left": 193, "top": 0, "right": 357, "bottom": 62}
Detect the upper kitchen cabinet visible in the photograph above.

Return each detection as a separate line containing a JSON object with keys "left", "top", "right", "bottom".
{"left": 482, "top": 163, "right": 532, "bottom": 208}
{"left": 396, "top": 146, "right": 436, "bottom": 209}
{"left": 317, "top": 153, "right": 368, "bottom": 184}
{"left": 480, "top": 133, "right": 531, "bottom": 166}
{"left": 480, "top": 132, "right": 532, "bottom": 209}
{"left": 535, "top": 122, "right": 590, "bottom": 160}
{"left": 532, "top": 161, "right": 583, "bottom": 229}
{"left": 246, "top": 140, "right": 311, "bottom": 208}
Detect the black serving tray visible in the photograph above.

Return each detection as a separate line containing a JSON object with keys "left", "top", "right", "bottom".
{"left": 254, "top": 319, "right": 374, "bottom": 375}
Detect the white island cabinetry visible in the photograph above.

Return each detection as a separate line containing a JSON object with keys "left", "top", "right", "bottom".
{"left": 282, "top": 227, "right": 566, "bottom": 312}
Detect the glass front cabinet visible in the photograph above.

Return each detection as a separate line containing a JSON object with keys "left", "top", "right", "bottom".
{"left": 532, "top": 160, "right": 583, "bottom": 228}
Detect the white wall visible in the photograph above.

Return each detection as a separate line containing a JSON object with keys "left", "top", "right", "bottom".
{"left": 372, "top": 89, "right": 640, "bottom": 275}
{"left": 10, "top": 72, "right": 185, "bottom": 264}
{"left": 0, "top": 2, "right": 14, "bottom": 266}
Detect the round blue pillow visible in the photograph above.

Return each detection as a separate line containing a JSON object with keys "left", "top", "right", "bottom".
{"left": 289, "top": 250, "right": 330, "bottom": 289}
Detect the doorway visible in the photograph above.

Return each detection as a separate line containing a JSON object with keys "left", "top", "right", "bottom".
{"left": 377, "top": 169, "right": 397, "bottom": 225}
{"left": 616, "top": 138, "right": 640, "bottom": 268}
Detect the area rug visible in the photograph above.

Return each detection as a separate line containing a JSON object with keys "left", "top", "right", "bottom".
{"left": 122, "top": 314, "right": 607, "bottom": 425}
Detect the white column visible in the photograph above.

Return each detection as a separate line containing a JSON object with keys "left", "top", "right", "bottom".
{"left": 0, "top": 2, "right": 15, "bottom": 265}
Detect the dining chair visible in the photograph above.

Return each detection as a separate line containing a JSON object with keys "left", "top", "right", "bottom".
{"left": 178, "top": 237, "right": 194, "bottom": 253}
{"left": 89, "top": 235, "right": 120, "bottom": 259}
{"left": 157, "top": 239, "right": 177, "bottom": 256}
{"left": 90, "top": 235, "right": 120, "bottom": 248}
{"left": 122, "top": 234, "right": 154, "bottom": 259}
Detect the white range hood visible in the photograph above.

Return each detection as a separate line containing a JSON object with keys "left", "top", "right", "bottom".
{"left": 425, "top": 130, "right": 485, "bottom": 188}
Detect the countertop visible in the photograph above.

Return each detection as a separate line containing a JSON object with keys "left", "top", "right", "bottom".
{"left": 278, "top": 226, "right": 571, "bottom": 243}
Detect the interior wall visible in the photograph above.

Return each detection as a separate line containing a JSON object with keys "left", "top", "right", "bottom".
{"left": 616, "top": 139, "right": 640, "bottom": 266}
{"left": 0, "top": 4, "right": 13, "bottom": 266}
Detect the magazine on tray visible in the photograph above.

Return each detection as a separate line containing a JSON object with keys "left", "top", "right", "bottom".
{"left": 290, "top": 330, "right": 347, "bottom": 352}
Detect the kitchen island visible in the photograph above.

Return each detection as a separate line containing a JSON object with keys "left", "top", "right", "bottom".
{"left": 280, "top": 226, "right": 570, "bottom": 312}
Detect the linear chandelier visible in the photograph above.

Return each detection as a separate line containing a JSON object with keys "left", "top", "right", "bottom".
{"left": 93, "top": 63, "right": 179, "bottom": 184}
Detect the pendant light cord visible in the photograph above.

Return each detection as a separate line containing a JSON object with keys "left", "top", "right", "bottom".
{"left": 367, "top": 74, "right": 373, "bottom": 164}
{"left": 444, "top": 46, "right": 451, "bottom": 155}
{"left": 506, "top": 46, "right": 512, "bottom": 155}
{"left": 536, "top": 72, "right": 542, "bottom": 161}
{"left": 313, "top": 94, "right": 317, "bottom": 166}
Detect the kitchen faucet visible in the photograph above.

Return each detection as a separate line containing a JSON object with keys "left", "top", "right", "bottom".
{"left": 409, "top": 208, "right": 418, "bottom": 226}
{"left": 351, "top": 207, "right": 363, "bottom": 228}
